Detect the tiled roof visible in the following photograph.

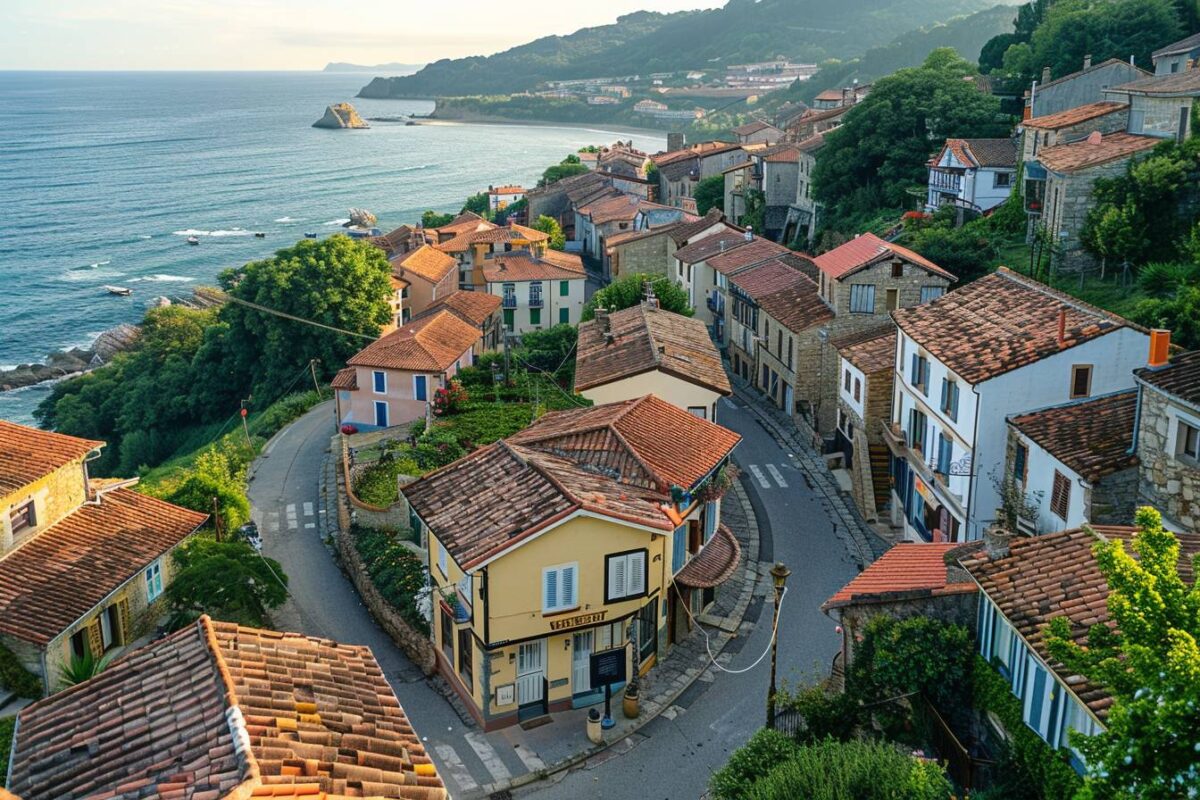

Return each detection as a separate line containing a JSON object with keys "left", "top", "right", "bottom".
{"left": 707, "top": 237, "right": 791, "bottom": 276}
{"left": 674, "top": 231, "right": 749, "bottom": 264}
{"left": 574, "top": 305, "right": 731, "bottom": 395}
{"left": 416, "top": 289, "right": 502, "bottom": 327}
{"left": 732, "top": 120, "right": 777, "bottom": 135}
{"left": 579, "top": 193, "right": 644, "bottom": 224}
{"left": 347, "top": 310, "right": 478, "bottom": 373}
{"left": 763, "top": 145, "right": 801, "bottom": 163}
{"left": 675, "top": 525, "right": 741, "bottom": 588}
{"left": 668, "top": 209, "right": 726, "bottom": 245}
{"left": 0, "top": 420, "right": 103, "bottom": 496}
{"left": 481, "top": 252, "right": 586, "bottom": 283}
{"left": 814, "top": 232, "right": 955, "bottom": 281}
{"left": 1135, "top": 348, "right": 1200, "bottom": 408}
{"left": 1024, "top": 101, "right": 1128, "bottom": 130}
{"left": 331, "top": 367, "right": 358, "bottom": 390}
{"left": 794, "top": 132, "right": 827, "bottom": 153}
{"left": 1108, "top": 69, "right": 1200, "bottom": 96}
{"left": 432, "top": 210, "right": 490, "bottom": 236}
{"left": 755, "top": 275, "right": 833, "bottom": 335}
{"left": 1037, "top": 132, "right": 1159, "bottom": 173}
{"left": 942, "top": 138, "right": 1016, "bottom": 169}
{"left": 1009, "top": 391, "right": 1138, "bottom": 482}
{"left": 1154, "top": 31, "right": 1200, "bottom": 58}
{"left": 368, "top": 224, "right": 418, "bottom": 257}
{"left": 435, "top": 224, "right": 548, "bottom": 253}
{"left": 9, "top": 616, "right": 446, "bottom": 800}
{"left": 392, "top": 245, "right": 457, "bottom": 284}
{"left": 822, "top": 542, "right": 979, "bottom": 610}
{"left": 728, "top": 258, "right": 809, "bottom": 299}
{"left": 1035, "top": 57, "right": 1149, "bottom": 92}
{"left": 893, "top": 268, "right": 1136, "bottom": 385}
{"left": 814, "top": 89, "right": 844, "bottom": 101}
{"left": 489, "top": 185, "right": 525, "bottom": 195}
{"left": 605, "top": 224, "right": 677, "bottom": 249}
{"left": 959, "top": 526, "right": 1200, "bottom": 720}
{"left": 721, "top": 159, "right": 756, "bottom": 175}
{"left": 837, "top": 327, "right": 897, "bottom": 374}
{"left": 0, "top": 487, "right": 207, "bottom": 646}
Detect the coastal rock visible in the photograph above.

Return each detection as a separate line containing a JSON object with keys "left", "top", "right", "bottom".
{"left": 313, "top": 103, "right": 369, "bottom": 129}
{"left": 0, "top": 323, "right": 142, "bottom": 392}
{"left": 91, "top": 323, "right": 141, "bottom": 363}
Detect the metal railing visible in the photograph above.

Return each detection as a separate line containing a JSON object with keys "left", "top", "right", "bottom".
{"left": 528, "top": 293, "right": 544, "bottom": 308}
{"left": 502, "top": 295, "right": 517, "bottom": 308}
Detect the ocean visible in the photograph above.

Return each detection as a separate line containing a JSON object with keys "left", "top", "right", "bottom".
{"left": 0, "top": 71, "right": 664, "bottom": 424}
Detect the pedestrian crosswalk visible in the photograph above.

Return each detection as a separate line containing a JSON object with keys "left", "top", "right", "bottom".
{"left": 264, "top": 503, "right": 320, "bottom": 534}
{"left": 747, "top": 464, "right": 789, "bottom": 489}
{"left": 426, "top": 731, "right": 546, "bottom": 797}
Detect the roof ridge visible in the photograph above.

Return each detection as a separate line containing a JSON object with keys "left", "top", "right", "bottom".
{"left": 505, "top": 441, "right": 586, "bottom": 512}
{"left": 198, "top": 615, "right": 263, "bottom": 792}
{"left": 995, "top": 267, "right": 1137, "bottom": 329}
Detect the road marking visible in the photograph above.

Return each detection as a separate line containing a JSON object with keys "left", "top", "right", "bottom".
{"left": 464, "top": 732, "right": 512, "bottom": 781}
{"left": 286, "top": 504, "right": 298, "bottom": 530}
{"left": 303, "top": 502, "right": 314, "bottom": 516}
{"left": 512, "top": 742, "right": 545, "bottom": 772}
{"left": 765, "top": 464, "right": 788, "bottom": 488}
{"left": 433, "top": 743, "right": 479, "bottom": 793}
{"left": 747, "top": 464, "right": 771, "bottom": 489}
{"left": 267, "top": 512, "right": 279, "bottom": 532}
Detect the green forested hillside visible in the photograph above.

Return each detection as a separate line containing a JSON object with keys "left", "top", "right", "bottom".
{"left": 360, "top": 0, "right": 1012, "bottom": 98}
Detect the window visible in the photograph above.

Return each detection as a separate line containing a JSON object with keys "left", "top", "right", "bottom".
{"left": 848, "top": 284, "right": 876, "bottom": 314}
{"left": 503, "top": 308, "right": 514, "bottom": 330}
{"left": 993, "top": 171, "right": 1013, "bottom": 188}
{"left": 458, "top": 628, "right": 473, "bottom": 685}
{"left": 606, "top": 550, "right": 647, "bottom": 602}
{"left": 853, "top": 378, "right": 861, "bottom": 402}
{"left": 1178, "top": 420, "right": 1200, "bottom": 462}
{"left": 1051, "top": 470, "right": 1071, "bottom": 520}
{"left": 886, "top": 288, "right": 899, "bottom": 311}
{"left": 1069, "top": 365, "right": 1092, "bottom": 399}
{"left": 373, "top": 401, "right": 389, "bottom": 429}
{"left": 9, "top": 500, "right": 36, "bottom": 536}
{"left": 940, "top": 378, "right": 960, "bottom": 422}
{"left": 440, "top": 603, "right": 454, "bottom": 662}
{"left": 144, "top": 560, "right": 163, "bottom": 602}
{"left": 99, "top": 605, "right": 118, "bottom": 651}
{"left": 372, "top": 370, "right": 386, "bottom": 394}
{"left": 761, "top": 364, "right": 769, "bottom": 391}
{"left": 672, "top": 525, "right": 687, "bottom": 573}
{"left": 414, "top": 375, "right": 428, "bottom": 401}
{"left": 844, "top": 369, "right": 852, "bottom": 392}
{"left": 704, "top": 500, "right": 717, "bottom": 542}
{"left": 1013, "top": 441, "right": 1028, "bottom": 485}
{"left": 920, "top": 286, "right": 945, "bottom": 304}
{"left": 542, "top": 563, "right": 578, "bottom": 613}
{"left": 891, "top": 261, "right": 904, "bottom": 278}
{"left": 438, "top": 540, "right": 448, "bottom": 577}
{"left": 687, "top": 406, "right": 707, "bottom": 419}
{"left": 910, "top": 354, "right": 930, "bottom": 394}
{"left": 559, "top": 280, "right": 569, "bottom": 296}
{"left": 559, "top": 307, "right": 569, "bottom": 324}
{"left": 529, "top": 308, "right": 541, "bottom": 326}
{"left": 787, "top": 336, "right": 793, "bottom": 370}
{"left": 936, "top": 433, "right": 952, "bottom": 478}
{"left": 908, "top": 408, "right": 928, "bottom": 452}
{"left": 70, "top": 630, "right": 88, "bottom": 660}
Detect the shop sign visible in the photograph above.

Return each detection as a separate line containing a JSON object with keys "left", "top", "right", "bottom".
{"left": 549, "top": 610, "right": 608, "bottom": 632}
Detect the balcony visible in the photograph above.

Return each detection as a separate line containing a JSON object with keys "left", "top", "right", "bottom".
{"left": 502, "top": 294, "right": 517, "bottom": 308}
{"left": 528, "top": 293, "right": 544, "bottom": 308}
{"left": 879, "top": 421, "right": 966, "bottom": 520}
{"left": 928, "top": 169, "right": 962, "bottom": 193}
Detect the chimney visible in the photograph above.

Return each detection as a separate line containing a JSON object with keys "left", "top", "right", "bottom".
{"left": 1149, "top": 329, "right": 1171, "bottom": 368}
{"left": 1086, "top": 130, "right": 1103, "bottom": 145}
{"left": 984, "top": 525, "right": 1014, "bottom": 560}
{"left": 1041, "top": 66, "right": 1051, "bottom": 83}
{"left": 744, "top": 226, "right": 754, "bottom": 241}
{"left": 719, "top": 239, "right": 727, "bottom": 253}
{"left": 1056, "top": 307, "right": 1067, "bottom": 346}
{"left": 1083, "top": 54, "right": 1092, "bottom": 70}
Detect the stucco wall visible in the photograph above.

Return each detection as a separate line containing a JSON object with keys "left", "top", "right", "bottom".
{"left": 580, "top": 371, "right": 722, "bottom": 421}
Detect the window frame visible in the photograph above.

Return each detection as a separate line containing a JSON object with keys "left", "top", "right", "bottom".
{"left": 1013, "top": 441, "right": 1029, "bottom": 485}
{"left": 848, "top": 283, "right": 876, "bottom": 314}
{"left": 1050, "top": 470, "right": 1071, "bottom": 521}
{"left": 542, "top": 562, "right": 579, "bottom": 614}
{"left": 605, "top": 549, "right": 648, "bottom": 603}
{"left": 437, "top": 540, "right": 449, "bottom": 577}
{"left": 372, "top": 370, "right": 387, "bottom": 395}
{"left": 1069, "top": 365, "right": 1092, "bottom": 400}
{"left": 9, "top": 500, "right": 36, "bottom": 536}
{"left": 373, "top": 400, "right": 389, "bottom": 428}
{"left": 919, "top": 286, "right": 945, "bottom": 304}
{"left": 1177, "top": 420, "right": 1200, "bottom": 463}
{"left": 145, "top": 559, "right": 164, "bottom": 602}
{"left": 529, "top": 307, "right": 541, "bottom": 326}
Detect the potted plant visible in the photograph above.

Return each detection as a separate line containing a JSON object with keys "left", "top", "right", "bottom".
{"left": 623, "top": 677, "right": 640, "bottom": 719}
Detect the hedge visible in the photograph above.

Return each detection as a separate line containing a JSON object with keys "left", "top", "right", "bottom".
{"left": 354, "top": 526, "right": 429, "bottom": 635}
{"left": 0, "top": 639, "right": 42, "bottom": 699}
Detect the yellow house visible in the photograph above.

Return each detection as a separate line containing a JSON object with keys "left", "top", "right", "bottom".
{"left": 435, "top": 222, "right": 551, "bottom": 291}
{"left": 403, "top": 395, "right": 742, "bottom": 729}
{"left": 0, "top": 420, "right": 207, "bottom": 693}
{"left": 574, "top": 303, "right": 732, "bottom": 420}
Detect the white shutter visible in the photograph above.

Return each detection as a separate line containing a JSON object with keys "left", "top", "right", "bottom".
{"left": 627, "top": 552, "right": 646, "bottom": 595}
{"left": 544, "top": 569, "right": 559, "bottom": 612}
{"left": 561, "top": 565, "right": 576, "bottom": 608}
{"left": 609, "top": 557, "right": 626, "bottom": 600}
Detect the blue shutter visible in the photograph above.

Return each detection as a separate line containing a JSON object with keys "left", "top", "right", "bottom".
{"left": 911, "top": 353, "right": 919, "bottom": 385}
{"left": 373, "top": 370, "right": 386, "bottom": 393}
{"left": 544, "top": 569, "right": 558, "bottom": 611}
{"left": 414, "top": 375, "right": 427, "bottom": 401}
{"left": 940, "top": 379, "right": 948, "bottom": 411}
{"left": 672, "top": 526, "right": 686, "bottom": 573}
{"left": 704, "top": 501, "right": 717, "bottom": 542}
{"left": 951, "top": 382, "right": 960, "bottom": 420}
{"left": 561, "top": 565, "right": 576, "bottom": 608}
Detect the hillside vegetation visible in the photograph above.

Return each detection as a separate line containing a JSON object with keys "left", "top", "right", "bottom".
{"left": 360, "top": 0, "right": 1010, "bottom": 98}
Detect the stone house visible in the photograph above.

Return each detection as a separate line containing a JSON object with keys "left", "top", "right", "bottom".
{"left": 1103, "top": 68, "right": 1200, "bottom": 140}
{"left": 672, "top": 228, "right": 756, "bottom": 336}
{"left": 760, "top": 145, "right": 801, "bottom": 241}
{"left": 832, "top": 326, "right": 896, "bottom": 523}
{"left": 403, "top": 396, "right": 741, "bottom": 730}
{"left": 925, "top": 138, "right": 1017, "bottom": 214}
{"left": 0, "top": 421, "right": 207, "bottom": 693}
{"left": 694, "top": 235, "right": 797, "bottom": 343}
{"left": 651, "top": 142, "right": 745, "bottom": 209}
{"left": 783, "top": 132, "right": 826, "bottom": 247}
{"left": 1132, "top": 340, "right": 1200, "bottom": 532}
{"left": 435, "top": 222, "right": 552, "bottom": 291}
{"left": 525, "top": 171, "right": 612, "bottom": 233}
{"left": 724, "top": 256, "right": 814, "bottom": 386}
{"left": 731, "top": 119, "right": 782, "bottom": 145}
{"left": 390, "top": 244, "right": 460, "bottom": 318}
{"left": 1152, "top": 32, "right": 1200, "bottom": 75}
{"left": 335, "top": 310, "right": 479, "bottom": 431}
{"left": 1005, "top": 390, "right": 1139, "bottom": 533}
{"left": 1024, "top": 57, "right": 1148, "bottom": 118}
{"left": 783, "top": 104, "right": 849, "bottom": 142}
{"left": 753, "top": 273, "right": 834, "bottom": 416}
{"left": 1019, "top": 101, "right": 1129, "bottom": 164}
{"left": 574, "top": 304, "right": 730, "bottom": 420}
{"left": 605, "top": 208, "right": 726, "bottom": 281}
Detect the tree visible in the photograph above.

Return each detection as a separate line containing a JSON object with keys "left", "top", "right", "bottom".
{"left": 812, "top": 49, "right": 1011, "bottom": 228}
{"left": 741, "top": 188, "right": 766, "bottom": 236}
{"left": 161, "top": 442, "right": 253, "bottom": 535}
{"left": 1133, "top": 286, "right": 1200, "bottom": 351}
{"left": 1044, "top": 507, "right": 1200, "bottom": 800}
{"left": 581, "top": 273, "right": 694, "bottom": 321}
{"left": 421, "top": 210, "right": 455, "bottom": 228}
{"left": 461, "top": 191, "right": 491, "bottom": 218}
{"left": 165, "top": 538, "right": 288, "bottom": 629}
{"left": 539, "top": 156, "right": 590, "bottom": 187}
{"left": 694, "top": 174, "right": 725, "bottom": 215}
{"left": 532, "top": 214, "right": 566, "bottom": 250}
{"left": 219, "top": 235, "right": 393, "bottom": 399}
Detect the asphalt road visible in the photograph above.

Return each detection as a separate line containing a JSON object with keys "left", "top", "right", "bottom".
{"left": 517, "top": 393, "right": 861, "bottom": 799}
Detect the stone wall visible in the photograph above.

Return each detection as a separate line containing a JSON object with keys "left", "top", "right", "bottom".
{"left": 342, "top": 439, "right": 415, "bottom": 531}
{"left": 1090, "top": 466, "right": 1138, "bottom": 524}
{"left": 836, "top": 591, "right": 978, "bottom": 668}
{"left": 1043, "top": 158, "right": 1131, "bottom": 272}
{"left": 612, "top": 234, "right": 672, "bottom": 279}
{"left": 1136, "top": 389, "right": 1200, "bottom": 529}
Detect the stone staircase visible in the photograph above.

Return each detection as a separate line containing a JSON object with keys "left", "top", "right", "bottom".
{"left": 869, "top": 444, "right": 892, "bottom": 515}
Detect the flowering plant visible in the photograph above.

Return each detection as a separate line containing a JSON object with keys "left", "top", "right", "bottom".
{"left": 431, "top": 379, "right": 468, "bottom": 416}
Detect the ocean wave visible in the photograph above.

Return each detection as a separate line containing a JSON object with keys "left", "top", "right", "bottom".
{"left": 397, "top": 164, "right": 435, "bottom": 173}
{"left": 71, "top": 260, "right": 112, "bottom": 271}
{"left": 138, "top": 234, "right": 153, "bottom": 239}
{"left": 274, "top": 216, "right": 300, "bottom": 223}
{"left": 323, "top": 218, "right": 350, "bottom": 226}
{"left": 137, "top": 274, "right": 194, "bottom": 283}
{"left": 59, "top": 268, "right": 125, "bottom": 282}
{"left": 172, "top": 228, "right": 254, "bottom": 237}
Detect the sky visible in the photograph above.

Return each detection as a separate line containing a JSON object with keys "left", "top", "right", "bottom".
{"left": 1, "top": 0, "right": 727, "bottom": 71}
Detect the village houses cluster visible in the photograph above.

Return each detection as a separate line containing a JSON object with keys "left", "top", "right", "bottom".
{"left": 2, "top": 29, "right": 1199, "bottom": 800}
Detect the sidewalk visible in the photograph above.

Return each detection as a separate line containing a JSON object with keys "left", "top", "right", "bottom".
{"left": 728, "top": 374, "right": 889, "bottom": 568}
{"left": 322, "top": 437, "right": 765, "bottom": 799}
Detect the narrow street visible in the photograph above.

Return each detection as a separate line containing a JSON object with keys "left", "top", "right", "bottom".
{"left": 517, "top": 394, "right": 861, "bottom": 799}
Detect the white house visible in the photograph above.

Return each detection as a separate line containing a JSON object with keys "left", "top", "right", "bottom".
{"left": 487, "top": 185, "right": 525, "bottom": 213}
{"left": 885, "top": 268, "right": 1149, "bottom": 542}
{"left": 926, "top": 138, "right": 1017, "bottom": 214}
{"left": 483, "top": 251, "right": 587, "bottom": 335}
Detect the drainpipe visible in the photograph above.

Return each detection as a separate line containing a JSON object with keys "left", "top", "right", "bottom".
{"left": 1128, "top": 382, "right": 1144, "bottom": 455}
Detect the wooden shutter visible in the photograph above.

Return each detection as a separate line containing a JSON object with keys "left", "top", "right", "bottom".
{"left": 608, "top": 556, "right": 626, "bottom": 601}
{"left": 116, "top": 597, "right": 131, "bottom": 646}
{"left": 627, "top": 552, "right": 646, "bottom": 595}
{"left": 940, "top": 379, "right": 948, "bottom": 411}
{"left": 1051, "top": 471, "right": 1070, "bottom": 520}
{"left": 561, "top": 565, "right": 576, "bottom": 608}
{"left": 86, "top": 618, "right": 103, "bottom": 657}
{"left": 543, "top": 569, "right": 558, "bottom": 612}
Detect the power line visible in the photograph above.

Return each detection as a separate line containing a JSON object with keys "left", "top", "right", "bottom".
{"left": 213, "top": 290, "right": 378, "bottom": 341}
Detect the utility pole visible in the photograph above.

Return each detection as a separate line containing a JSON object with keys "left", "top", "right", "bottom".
{"left": 239, "top": 401, "right": 251, "bottom": 445}
{"left": 766, "top": 561, "right": 791, "bottom": 729}
{"left": 212, "top": 496, "right": 224, "bottom": 542}
{"left": 309, "top": 358, "right": 322, "bottom": 398}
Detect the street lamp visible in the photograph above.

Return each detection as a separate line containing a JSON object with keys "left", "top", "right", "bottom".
{"left": 766, "top": 561, "right": 791, "bottom": 729}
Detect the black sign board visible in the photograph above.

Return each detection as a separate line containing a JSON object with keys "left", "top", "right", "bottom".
{"left": 589, "top": 647, "right": 627, "bottom": 687}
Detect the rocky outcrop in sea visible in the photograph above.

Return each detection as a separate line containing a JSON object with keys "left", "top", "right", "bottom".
{"left": 313, "top": 103, "right": 370, "bottom": 129}
{"left": 0, "top": 323, "right": 141, "bottom": 392}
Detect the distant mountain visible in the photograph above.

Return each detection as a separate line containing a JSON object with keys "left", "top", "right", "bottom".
{"left": 324, "top": 61, "right": 423, "bottom": 74}
{"left": 358, "top": 0, "right": 1013, "bottom": 99}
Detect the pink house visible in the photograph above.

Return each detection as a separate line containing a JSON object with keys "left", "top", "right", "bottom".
{"left": 390, "top": 245, "right": 459, "bottom": 321}
{"left": 333, "top": 310, "right": 479, "bottom": 430}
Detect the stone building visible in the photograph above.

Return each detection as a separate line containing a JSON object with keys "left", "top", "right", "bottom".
{"left": 604, "top": 209, "right": 726, "bottom": 281}
{"left": 1019, "top": 101, "right": 1129, "bottom": 164}
{"left": 832, "top": 326, "right": 896, "bottom": 523}
{"left": 1133, "top": 341, "right": 1200, "bottom": 532}
{"left": 784, "top": 132, "right": 826, "bottom": 247}
{"left": 754, "top": 274, "right": 835, "bottom": 415}
{"left": 1024, "top": 57, "right": 1148, "bottom": 118}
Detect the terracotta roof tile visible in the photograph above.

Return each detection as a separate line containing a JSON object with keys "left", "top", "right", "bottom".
{"left": 814, "top": 89, "right": 844, "bottom": 101}
{"left": 754, "top": 274, "right": 833, "bottom": 334}
{"left": 762, "top": 145, "right": 801, "bottom": 163}
{"left": 432, "top": 211, "right": 489, "bottom": 236}
{"left": 434, "top": 224, "right": 547, "bottom": 254}
{"left": 959, "top": 526, "right": 1200, "bottom": 720}
{"left": 814, "top": 232, "right": 955, "bottom": 281}
{"left": 794, "top": 132, "right": 827, "bottom": 152}
{"left": 1009, "top": 391, "right": 1138, "bottom": 482}
{"left": 415, "top": 290, "right": 502, "bottom": 327}
{"left": 1135, "top": 348, "right": 1200, "bottom": 408}
{"left": 0, "top": 420, "right": 103, "bottom": 496}
{"left": 892, "top": 268, "right": 1135, "bottom": 385}
{"left": 331, "top": 367, "right": 358, "bottom": 390}
{"left": 392, "top": 245, "right": 457, "bottom": 285}
{"left": 668, "top": 209, "right": 726, "bottom": 245}
{"left": 1037, "top": 132, "right": 1159, "bottom": 173}
{"left": 0, "top": 487, "right": 207, "bottom": 646}
{"left": 823, "top": 542, "right": 979, "bottom": 610}
{"left": 347, "top": 311, "right": 478, "bottom": 373}
{"left": 940, "top": 138, "right": 1016, "bottom": 169}
{"left": 836, "top": 327, "right": 897, "bottom": 374}
{"left": 9, "top": 616, "right": 446, "bottom": 800}
{"left": 674, "top": 231, "right": 748, "bottom": 264}
{"left": 675, "top": 524, "right": 741, "bottom": 588}
{"left": 481, "top": 252, "right": 585, "bottom": 283}
{"left": 708, "top": 238, "right": 791, "bottom": 276}
{"left": 574, "top": 305, "right": 730, "bottom": 395}
{"left": 732, "top": 120, "right": 776, "bottom": 135}
{"left": 728, "top": 257, "right": 809, "bottom": 299}
{"left": 1024, "top": 101, "right": 1128, "bottom": 130}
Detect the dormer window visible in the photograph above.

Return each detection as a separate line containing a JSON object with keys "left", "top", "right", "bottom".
{"left": 9, "top": 500, "right": 36, "bottom": 536}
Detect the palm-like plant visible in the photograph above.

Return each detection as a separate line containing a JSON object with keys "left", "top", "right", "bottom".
{"left": 57, "top": 650, "right": 110, "bottom": 689}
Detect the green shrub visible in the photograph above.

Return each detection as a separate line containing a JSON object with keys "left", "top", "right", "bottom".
{"left": 745, "top": 739, "right": 953, "bottom": 800}
{"left": 166, "top": 538, "right": 288, "bottom": 629}
{"left": 1136, "top": 261, "right": 1200, "bottom": 297}
{"left": 709, "top": 728, "right": 800, "bottom": 800}
{"left": 0, "top": 716, "right": 14, "bottom": 777}
{"left": 779, "top": 684, "right": 862, "bottom": 743}
{"left": 354, "top": 526, "right": 429, "bottom": 634}
{"left": 254, "top": 390, "right": 324, "bottom": 437}
{"left": 57, "top": 650, "right": 111, "bottom": 690}
{"left": 848, "top": 616, "right": 973, "bottom": 710}
{"left": 354, "top": 454, "right": 423, "bottom": 506}
{"left": 0, "top": 639, "right": 42, "bottom": 698}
